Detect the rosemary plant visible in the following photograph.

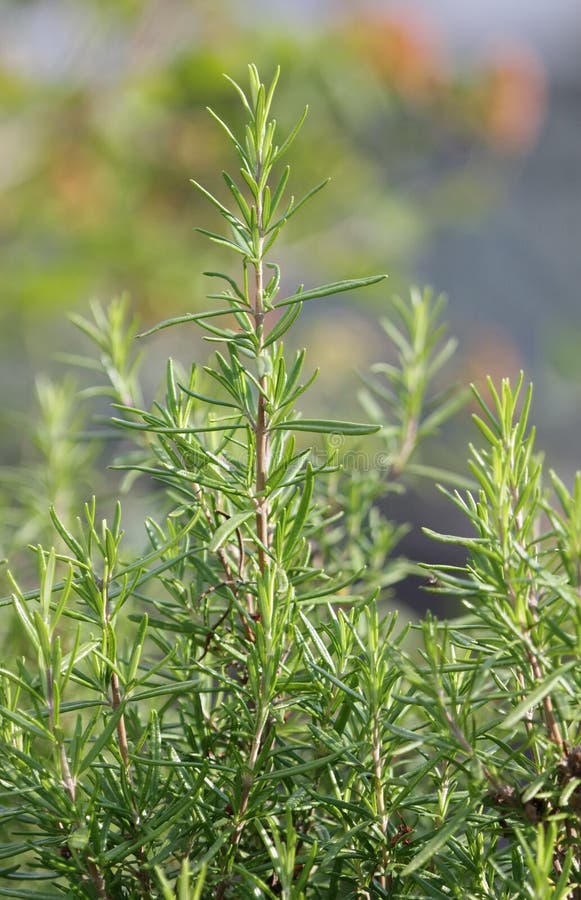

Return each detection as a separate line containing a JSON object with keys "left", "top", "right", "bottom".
{"left": 0, "top": 64, "right": 579, "bottom": 900}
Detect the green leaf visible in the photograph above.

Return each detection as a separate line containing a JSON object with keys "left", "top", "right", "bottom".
{"left": 266, "top": 179, "right": 330, "bottom": 232}
{"left": 9, "top": 588, "right": 39, "bottom": 650}
{"left": 203, "top": 270, "right": 246, "bottom": 302}
{"left": 0, "top": 890, "right": 64, "bottom": 899}
{"left": 191, "top": 179, "right": 244, "bottom": 228}
{"left": 138, "top": 307, "right": 246, "bottom": 339}
{"left": 1, "top": 706, "right": 55, "bottom": 741}
{"left": 208, "top": 509, "right": 255, "bottom": 552}
{"left": 223, "top": 73, "right": 252, "bottom": 114}
{"left": 274, "top": 274, "right": 387, "bottom": 308}
{"left": 406, "top": 464, "right": 475, "bottom": 489}
{"left": 111, "top": 419, "right": 244, "bottom": 435}
{"left": 255, "top": 749, "right": 346, "bottom": 782}
{"left": 299, "top": 607, "right": 335, "bottom": 672}
{"left": 272, "top": 105, "right": 309, "bottom": 163}
{"left": 127, "top": 614, "right": 148, "bottom": 685}
{"left": 283, "top": 464, "right": 314, "bottom": 561}
{"left": 266, "top": 165, "right": 290, "bottom": 226}
{"left": 308, "top": 662, "right": 365, "bottom": 702}
{"left": 49, "top": 507, "right": 85, "bottom": 560}
{"left": 502, "top": 662, "right": 577, "bottom": 730}
{"left": 271, "top": 419, "right": 380, "bottom": 435}
{"left": 401, "top": 804, "right": 470, "bottom": 876}
{"left": 78, "top": 703, "right": 126, "bottom": 773}
{"left": 39, "top": 546, "right": 56, "bottom": 623}
{"left": 264, "top": 65, "right": 281, "bottom": 118}
{"left": 206, "top": 106, "right": 246, "bottom": 160}
{"left": 195, "top": 227, "right": 251, "bottom": 257}
{"left": 222, "top": 171, "right": 252, "bottom": 225}
{"left": 178, "top": 383, "right": 240, "bottom": 410}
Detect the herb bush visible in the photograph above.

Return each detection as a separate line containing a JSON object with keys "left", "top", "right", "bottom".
{"left": 0, "top": 65, "right": 579, "bottom": 899}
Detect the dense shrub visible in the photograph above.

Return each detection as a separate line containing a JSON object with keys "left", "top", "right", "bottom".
{"left": 0, "top": 65, "right": 579, "bottom": 899}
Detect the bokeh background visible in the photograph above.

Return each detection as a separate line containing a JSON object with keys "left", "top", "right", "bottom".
{"left": 1, "top": 0, "right": 581, "bottom": 602}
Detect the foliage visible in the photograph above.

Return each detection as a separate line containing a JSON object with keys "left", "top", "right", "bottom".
{"left": 0, "top": 65, "right": 579, "bottom": 900}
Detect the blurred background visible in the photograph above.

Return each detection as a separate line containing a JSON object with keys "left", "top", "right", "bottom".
{"left": 1, "top": 0, "right": 580, "bottom": 602}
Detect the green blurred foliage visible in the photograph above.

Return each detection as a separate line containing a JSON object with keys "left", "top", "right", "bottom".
{"left": 0, "top": 2, "right": 527, "bottom": 333}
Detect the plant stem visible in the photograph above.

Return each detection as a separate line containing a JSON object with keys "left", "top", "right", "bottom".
{"left": 216, "top": 707, "right": 269, "bottom": 899}
{"left": 372, "top": 709, "right": 389, "bottom": 890}
{"left": 47, "top": 663, "right": 110, "bottom": 897}
{"left": 513, "top": 495, "right": 565, "bottom": 753}
{"left": 192, "top": 483, "right": 255, "bottom": 640}
{"left": 46, "top": 668, "right": 77, "bottom": 803}
{"left": 233, "top": 708, "right": 269, "bottom": 845}
{"left": 437, "top": 685, "right": 509, "bottom": 797}
{"left": 86, "top": 859, "right": 109, "bottom": 899}
{"left": 253, "top": 164, "right": 269, "bottom": 577}
{"left": 526, "top": 644, "right": 564, "bottom": 752}
{"left": 110, "top": 670, "right": 130, "bottom": 770}
{"left": 391, "top": 415, "right": 418, "bottom": 477}
{"left": 105, "top": 586, "right": 152, "bottom": 897}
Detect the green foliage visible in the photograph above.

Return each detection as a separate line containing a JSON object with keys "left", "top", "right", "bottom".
{"left": 0, "top": 377, "right": 97, "bottom": 563}
{"left": 0, "top": 64, "right": 579, "bottom": 899}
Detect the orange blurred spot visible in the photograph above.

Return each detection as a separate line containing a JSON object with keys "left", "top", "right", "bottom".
{"left": 352, "top": 7, "right": 447, "bottom": 102}
{"left": 481, "top": 44, "right": 546, "bottom": 153}
{"left": 50, "top": 147, "right": 110, "bottom": 227}
{"left": 460, "top": 326, "right": 523, "bottom": 409}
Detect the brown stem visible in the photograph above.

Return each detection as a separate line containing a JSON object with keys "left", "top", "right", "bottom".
{"left": 193, "top": 484, "right": 255, "bottom": 637}
{"left": 526, "top": 645, "right": 564, "bottom": 752}
{"left": 438, "top": 686, "right": 506, "bottom": 794}
{"left": 86, "top": 859, "right": 109, "bottom": 899}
